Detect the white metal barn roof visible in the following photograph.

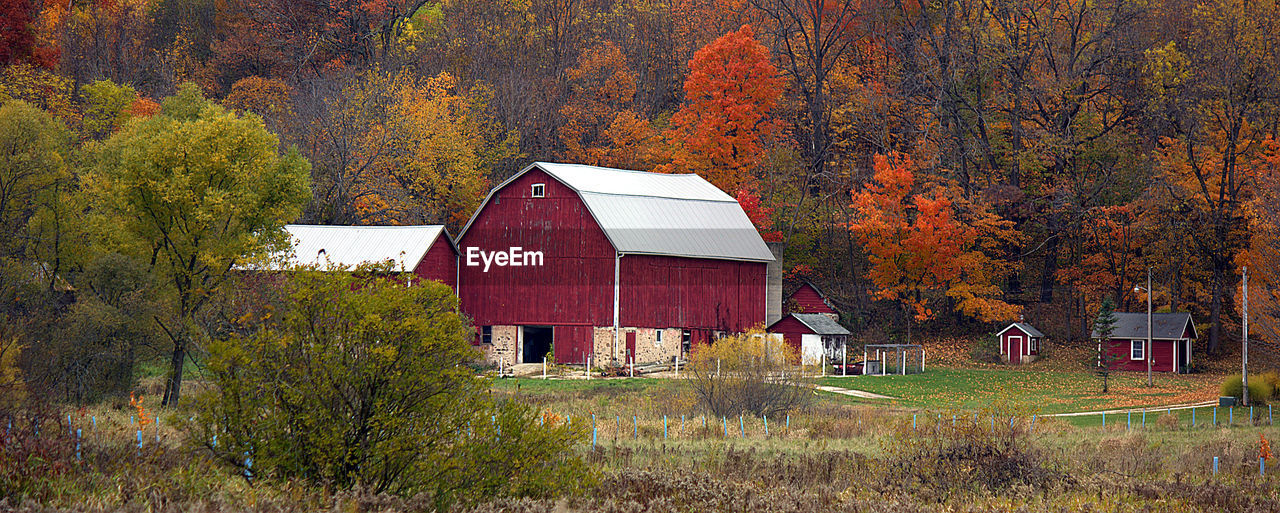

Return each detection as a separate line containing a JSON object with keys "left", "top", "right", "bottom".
{"left": 274, "top": 225, "right": 449, "bottom": 271}
{"left": 787, "top": 313, "right": 851, "bottom": 335}
{"left": 460, "top": 162, "right": 776, "bottom": 262}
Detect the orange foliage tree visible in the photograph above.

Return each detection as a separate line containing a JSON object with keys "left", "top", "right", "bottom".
{"left": 850, "top": 152, "right": 1020, "bottom": 342}
{"left": 557, "top": 41, "right": 660, "bottom": 170}
{"left": 661, "top": 24, "right": 784, "bottom": 193}
{"left": 1058, "top": 205, "right": 1150, "bottom": 314}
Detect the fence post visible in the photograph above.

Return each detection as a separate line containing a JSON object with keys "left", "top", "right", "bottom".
{"left": 1231, "top": 407, "right": 1234, "bottom": 426}
{"left": 1251, "top": 406, "right": 1255, "bottom": 426}
{"left": 723, "top": 417, "right": 727, "bottom": 438}
{"left": 1214, "top": 407, "right": 1218, "bottom": 426}
{"left": 1213, "top": 456, "right": 1219, "bottom": 475}
{"left": 75, "top": 429, "right": 81, "bottom": 462}
{"left": 1031, "top": 415, "right": 1036, "bottom": 432}
{"left": 786, "top": 414, "right": 790, "bottom": 428}
{"left": 91, "top": 416, "right": 96, "bottom": 429}
{"left": 1262, "top": 457, "right": 1267, "bottom": 477}
{"left": 1127, "top": 411, "right": 1131, "bottom": 431}
{"left": 913, "top": 414, "right": 917, "bottom": 430}
{"left": 1193, "top": 408, "right": 1196, "bottom": 428}
{"left": 740, "top": 415, "right": 745, "bottom": 438}
{"left": 592, "top": 426, "right": 597, "bottom": 448}
{"left": 663, "top": 415, "right": 668, "bottom": 439}
{"left": 543, "top": 357, "right": 547, "bottom": 379}
{"left": 1142, "top": 410, "right": 1146, "bottom": 429}
{"left": 1102, "top": 412, "right": 1106, "bottom": 429}
{"left": 764, "top": 415, "right": 769, "bottom": 437}
{"left": 633, "top": 415, "right": 638, "bottom": 438}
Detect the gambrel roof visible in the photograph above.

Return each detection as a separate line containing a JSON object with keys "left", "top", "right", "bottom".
{"left": 458, "top": 162, "right": 775, "bottom": 262}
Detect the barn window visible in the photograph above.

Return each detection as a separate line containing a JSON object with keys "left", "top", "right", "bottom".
{"left": 481, "top": 326, "right": 493, "bottom": 345}
{"left": 655, "top": 330, "right": 663, "bottom": 346}
{"left": 1130, "top": 340, "right": 1144, "bottom": 360}
{"left": 531, "top": 183, "right": 546, "bottom": 197}
{"left": 1030, "top": 338, "right": 1038, "bottom": 353}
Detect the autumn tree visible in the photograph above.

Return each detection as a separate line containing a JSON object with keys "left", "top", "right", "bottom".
{"left": 86, "top": 83, "right": 310, "bottom": 406}
{"left": 557, "top": 41, "right": 660, "bottom": 169}
{"left": 0, "top": 100, "right": 71, "bottom": 261}
{"left": 1146, "top": 0, "right": 1280, "bottom": 353}
{"left": 662, "top": 24, "right": 784, "bottom": 193}
{"left": 303, "top": 69, "right": 516, "bottom": 229}
{"left": 850, "top": 152, "right": 1020, "bottom": 342}
{"left": 748, "top": 0, "right": 862, "bottom": 246}
{"left": 1058, "top": 205, "right": 1149, "bottom": 314}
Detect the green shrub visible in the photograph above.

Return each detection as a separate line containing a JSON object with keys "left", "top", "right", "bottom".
{"left": 1220, "top": 374, "right": 1272, "bottom": 403}
{"left": 191, "top": 264, "right": 590, "bottom": 507}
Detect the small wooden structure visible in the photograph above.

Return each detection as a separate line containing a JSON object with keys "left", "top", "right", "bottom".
{"left": 996, "top": 322, "right": 1044, "bottom": 364}
{"left": 767, "top": 313, "right": 850, "bottom": 364}
{"left": 862, "top": 344, "right": 924, "bottom": 375}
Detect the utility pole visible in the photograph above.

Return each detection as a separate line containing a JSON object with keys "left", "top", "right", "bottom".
{"left": 1146, "top": 268, "right": 1152, "bottom": 387}
{"left": 1243, "top": 266, "right": 1250, "bottom": 407}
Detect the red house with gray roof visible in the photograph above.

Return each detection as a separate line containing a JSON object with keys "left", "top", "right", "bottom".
{"left": 1093, "top": 312, "right": 1196, "bottom": 373}
{"left": 456, "top": 162, "right": 777, "bottom": 367}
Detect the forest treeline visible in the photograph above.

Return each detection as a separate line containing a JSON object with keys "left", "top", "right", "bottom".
{"left": 3, "top": 0, "right": 1280, "bottom": 381}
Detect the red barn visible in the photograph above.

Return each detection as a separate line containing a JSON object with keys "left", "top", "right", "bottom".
{"left": 456, "top": 162, "right": 776, "bottom": 366}
{"left": 786, "top": 281, "right": 837, "bottom": 315}
{"left": 1093, "top": 312, "right": 1196, "bottom": 373}
{"left": 996, "top": 322, "right": 1044, "bottom": 364}
{"left": 276, "top": 225, "right": 458, "bottom": 289}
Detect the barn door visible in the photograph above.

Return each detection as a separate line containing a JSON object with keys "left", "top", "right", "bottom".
{"left": 625, "top": 331, "right": 637, "bottom": 363}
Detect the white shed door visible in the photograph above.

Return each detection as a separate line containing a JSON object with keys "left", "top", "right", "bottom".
{"left": 801, "top": 334, "right": 824, "bottom": 365}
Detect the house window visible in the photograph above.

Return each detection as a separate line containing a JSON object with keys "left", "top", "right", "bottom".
{"left": 531, "top": 183, "right": 545, "bottom": 197}
{"left": 1131, "top": 340, "right": 1144, "bottom": 360}
{"left": 655, "top": 330, "right": 663, "bottom": 346}
{"left": 1030, "top": 338, "right": 1038, "bottom": 353}
{"left": 481, "top": 326, "right": 493, "bottom": 345}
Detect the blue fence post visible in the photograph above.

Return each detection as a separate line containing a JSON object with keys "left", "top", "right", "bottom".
{"left": 663, "top": 415, "right": 668, "bottom": 439}
{"left": 1142, "top": 410, "right": 1146, "bottom": 429}
{"left": 1193, "top": 408, "right": 1196, "bottom": 428}
{"left": 633, "top": 416, "right": 638, "bottom": 438}
{"left": 1230, "top": 408, "right": 1234, "bottom": 426}
{"left": 786, "top": 414, "right": 790, "bottom": 428}
{"left": 990, "top": 415, "right": 994, "bottom": 432}
{"left": 1251, "top": 406, "right": 1255, "bottom": 425}
{"left": 913, "top": 414, "right": 917, "bottom": 430}
{"left": 1031, "top": 415, "right": 1036, "bottom": 432}
{"left": 1262, "top": 457, "right": 1266, "bottom": 477}
{"left": 1128, "top": 411, "right": 1132, "bottom": 430}
{"left": 740, "top": 415, "right": 745, "bottom": 438}
{"left": 91, "top": 415, "right": 96, "bottom": 429}
{"left": 952, "top": 414, "right": 956, "bottom": 426}
{"left": 212, "top": 434, "right": 217, "bottom": 447}
{"left": 1214, "top": 456, "right": 1219, "bottom": 475}
{"left": 681, "top": 414, "right": 685, "bottom": 433}
{"left": 722, "top": 417, "right": 727, "bottom": 438}
{"left": 1214, "top": 407, "right": 1218, "bottom": 426}
{"left": 67, "top": 414, "right": 72, "bottom": 435}
{"left": 244, "top": 452, "right": 253, "bottom": 480}
{"left": 764, "top": 415, "right": 769, "bottom": 437}
{"left": 75, "top": 429, "right": 81, "bottom": 462}
{"left": 592, "top": 426, "right": 597, "bottom": 448}
{"left": 1102, "top": 412, "right": 1106, "bottom": 428}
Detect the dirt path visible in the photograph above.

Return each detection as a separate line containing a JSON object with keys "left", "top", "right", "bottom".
{"left": 1043, "top": 399, "right": 1220, "bottom": 417}
{"left": 813, "top": 384, "right": 895, "bottom": 400}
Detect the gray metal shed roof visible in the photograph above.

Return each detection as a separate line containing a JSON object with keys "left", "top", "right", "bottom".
{"left": 459, "top": 162, "right": 775, "bottom": 262}
{"left": 260, "top": 225, "right": 449, "bottom": 271}
{"left": 997, "top": 322, "right": 1045, "bottom": 338}
{"left": 791, "top": 313, "right": 851, "bottom": 335}
{"left": 1091, "top": 312, "right": 1196, "bottom": 340}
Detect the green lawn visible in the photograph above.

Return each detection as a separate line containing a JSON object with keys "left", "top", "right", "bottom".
{"left": 815, "top": 366, "right": 1218, "bottom": 414}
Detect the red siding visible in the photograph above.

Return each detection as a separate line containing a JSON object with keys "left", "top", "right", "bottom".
{"left": 1102, "top": 338, "right": 1178, "bottom": 372}
{"left": 620, "top": 255, "right": 766, "bottom": 331}
{"left": 789, "top": 283, "right": 835, "bottom": 314}
{"left": 413, "top": 233, "right": 457, "bottom": 290}
{"left": 1000, "top": 327, "right": 1039, "bottom": 363}
{"left": 458, "top": 169, "right": 615, "bottom": 327}
{"left": 767, "top": 315, "right": 815, "bottom": 352}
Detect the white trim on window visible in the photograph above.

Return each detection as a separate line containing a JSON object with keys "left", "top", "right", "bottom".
{"left": 655, "top": 329, "right": 663, "bottom": 346}
{"left": 1130, "top": 340, "right": 1144, "bottom": 360}
{"left": 531, "top": 183, "right": 546, "bottom": 197}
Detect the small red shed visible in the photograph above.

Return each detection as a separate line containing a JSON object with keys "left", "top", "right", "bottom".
{"left": 1093, "top": 312, "right": 1196, "bottom": 374}
{"left": 996, "top": 322, "right": 1044, "bottom": 364}
{"left": 276, "top": 225, "right": 458, "bottom": 289}
{"left": 767, "top": 313, "right": 851, "bottom": 364}
{"left": 786, "top": 281, "right": 837, "bottom": 315}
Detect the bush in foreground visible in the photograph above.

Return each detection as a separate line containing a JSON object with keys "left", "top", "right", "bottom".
{"left": 190, "top": 265, "right": 591, "bottom": 508}
{"left": 686, "top": 330, "right": 809, "bottom": 418}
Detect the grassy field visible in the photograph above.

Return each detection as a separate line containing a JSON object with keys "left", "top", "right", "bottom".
{"left": 814, "top": 366, "right": 1220, "bottom": 413}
